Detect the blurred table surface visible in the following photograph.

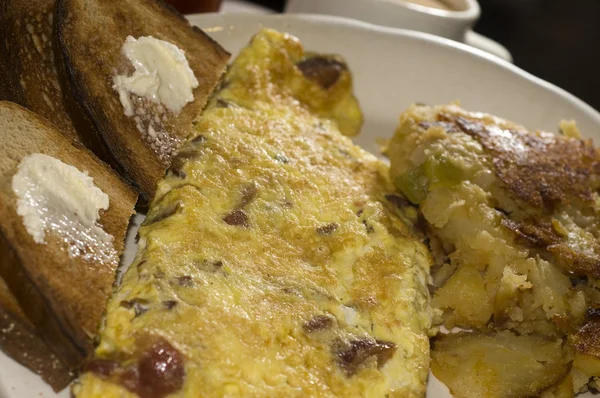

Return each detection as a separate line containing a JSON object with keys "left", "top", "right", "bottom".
{"left": 474, "top": 0, "right": 600, "bottom": 113}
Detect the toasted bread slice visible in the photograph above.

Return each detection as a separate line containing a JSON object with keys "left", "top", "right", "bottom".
{"left": 0, "top": 101, "right": 137, "bottom": 372}
{"left": 0, "top": 0, "right": 110, "bottom": 158}
{"left": 0, "top": 276, "right": 72, "bottom": 391}
{"left": 56, "top": 0, "right": 230, "bottom": 201}
{"left": 0, "top": 1, "right": 126, "bottom": 388}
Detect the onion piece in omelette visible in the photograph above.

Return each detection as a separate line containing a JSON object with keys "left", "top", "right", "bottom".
{"left": 73, "top": 29, "right": 433, "bottom": 398}
{"left": 388, "top": 103, "right": 600, "bottom": 397}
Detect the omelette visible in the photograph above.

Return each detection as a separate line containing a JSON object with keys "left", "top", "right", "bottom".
{"left": 74, "top": 30, "right": 433, "bottom": 398}
{"left": 388, "top": 103, "right": 600, "bottom": 397}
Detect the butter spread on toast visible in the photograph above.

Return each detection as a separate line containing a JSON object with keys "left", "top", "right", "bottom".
{"left": 113, "top": 36, "right": 200, "bottom": 162}
{"left": 12, "top": 153, "right": 117, "bottom": 264}
{"left": 75, "top": 30, "right": 432, "bottom": 398}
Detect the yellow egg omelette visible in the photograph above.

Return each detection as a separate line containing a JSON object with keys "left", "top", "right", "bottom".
{"left": 73, "top": 29, "right": 433, "bottom": 398}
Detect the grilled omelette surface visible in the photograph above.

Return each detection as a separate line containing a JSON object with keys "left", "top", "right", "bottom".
{"left": 74, "top": 30, "right": 433, "bottom": 398}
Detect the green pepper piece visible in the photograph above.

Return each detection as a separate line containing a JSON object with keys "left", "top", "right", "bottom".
{"left": 424, "top": 156, "right": 464, "bottom": 186}
{"left": 395, "top": 164, "right": 429, "bottom": 204}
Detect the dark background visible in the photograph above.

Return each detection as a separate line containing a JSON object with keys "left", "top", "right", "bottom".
{"left": 246, "top": 0, "right": 600, "bottom": 112}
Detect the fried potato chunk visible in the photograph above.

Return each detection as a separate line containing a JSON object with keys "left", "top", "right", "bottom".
{"left": 432, "top": 331, "right": 571, "bottom": 398}
{"left": 389, "top": 103, "right": 600, "bottom": 396}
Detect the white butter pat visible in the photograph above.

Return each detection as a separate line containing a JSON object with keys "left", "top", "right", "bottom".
{"left": 12, "top": 153, "right": 117, "bottom": 264}
{"left": 113, "top": 35, "right": 199, "bottom": 116}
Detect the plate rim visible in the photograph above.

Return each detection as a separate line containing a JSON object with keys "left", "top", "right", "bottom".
{"left": 188, "top": 11, "right": 600, "bottom": 129}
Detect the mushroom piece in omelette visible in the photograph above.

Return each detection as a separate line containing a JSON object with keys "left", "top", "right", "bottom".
{"left": 74, "top": 30, "right": 433, "bottom": 398}
{"left": 388, "top": 103, "right": 600, "bottom": 397}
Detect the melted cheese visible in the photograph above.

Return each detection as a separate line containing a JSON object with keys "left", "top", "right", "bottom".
{"left": 75, "top": 29, "right": 432, "bottom": 398}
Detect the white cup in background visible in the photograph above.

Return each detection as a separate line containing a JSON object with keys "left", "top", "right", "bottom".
{"left": 284, "top": 0, "right": 512, "bottom": 61}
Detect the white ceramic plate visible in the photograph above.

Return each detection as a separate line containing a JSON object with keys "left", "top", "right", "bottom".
{"left": 2, "top": 12, "right": 599, "bottom": 398}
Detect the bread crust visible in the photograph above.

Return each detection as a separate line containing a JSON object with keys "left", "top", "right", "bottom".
{"left": 0, "top": 249, "right": 73, "bottom": 391}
